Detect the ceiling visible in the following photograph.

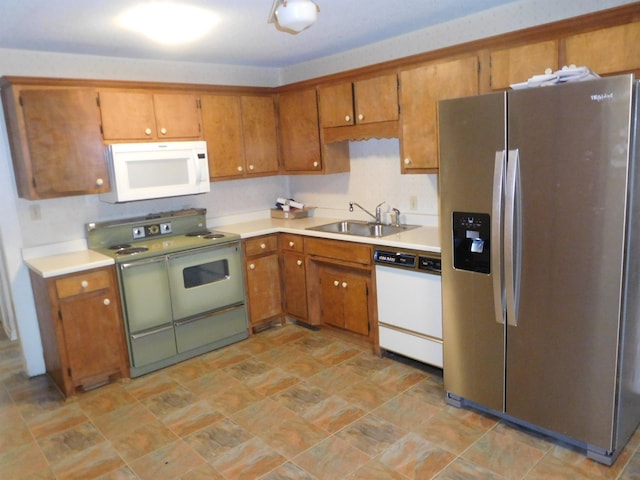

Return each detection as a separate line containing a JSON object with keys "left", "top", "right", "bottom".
{"left": 0, "top": 0, "right": 521, "bottom": 68}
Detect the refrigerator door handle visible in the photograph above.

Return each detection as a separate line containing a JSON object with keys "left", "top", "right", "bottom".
{"left": 505, "top": 149, "right": 521, "bottom": 327}
{"left": 492, "top": 150, "right": 506, "bottom": 325}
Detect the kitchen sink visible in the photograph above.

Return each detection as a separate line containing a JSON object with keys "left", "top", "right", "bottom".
{"left": 307, "top": 220, "right": 420, "bottom": 238}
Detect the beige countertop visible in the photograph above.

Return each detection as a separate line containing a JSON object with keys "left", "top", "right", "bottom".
{"left": 24, "top": 215, "right": 440, "bottom": 278}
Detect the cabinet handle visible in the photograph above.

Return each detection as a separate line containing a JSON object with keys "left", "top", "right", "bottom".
{"left": 333, "top": 280, "right": 339, "bottom": 287}
{"left": 260, "top": 243, "right": 266, "bottom": 249}
{"left": 404, "top": 158, "right": 411, "bottom": 165}
{"left": 296, "top": 260, "right": 303, "bottom": 267}
{"left": 145, "top": 128, "right": 152, "bottom": 136}
{"left": 160, "top": 127, "right": 167, "bottom": 135}
{"left": 80, "top": 280, "right": 89, "bottom": 289}
{"left": 95, "top": 178, "right": 104, "bottom": 187}
{"left": 313, "top": 161, "right": 319, "bottom": 168}
{"left": 249, "top": 164, "right": 254, "bottom": 171}
{"left": 345, "top": 115, "right": 351, "bottom": 122}
{"left": 103, "top": 298, "right": 111, "bottom": 306}
{"left": 342, "top": 282, "right": 348, "bottom": 288}
{"left": 237, "top": 166, "right": 243, "bottom": 172}
{"left": 358, "top": 113, "right": 364, "bottom": 121}
{"left": 289, "top": 241, "right": 295, "bottom": 247}
{"left": 250, "top": 263, "right": 256, "bottom": 270}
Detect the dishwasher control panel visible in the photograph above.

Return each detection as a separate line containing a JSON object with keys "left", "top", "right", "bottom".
{"left": 374, "top": 249, "right": 441, "bottom": 274}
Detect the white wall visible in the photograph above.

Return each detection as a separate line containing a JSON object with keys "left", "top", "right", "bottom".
{"left": 1, "top": 0, "right": 633, "bottom": 375}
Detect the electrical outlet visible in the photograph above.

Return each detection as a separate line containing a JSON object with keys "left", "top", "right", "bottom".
{"left": 409, "top": 195, "right": 418, "bottom": 210}
{"left": 29, "top": 204, "right": 41, "bottom": 221}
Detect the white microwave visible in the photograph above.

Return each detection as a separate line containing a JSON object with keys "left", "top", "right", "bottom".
{"left": 100, "top": 141, "right": 210, "bottom": 203}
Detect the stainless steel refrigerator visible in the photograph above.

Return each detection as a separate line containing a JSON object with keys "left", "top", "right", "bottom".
{"left": 438, "top": 74, "right": 640, "bottom": 465}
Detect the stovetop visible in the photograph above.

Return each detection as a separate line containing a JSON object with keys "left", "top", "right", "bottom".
{"left": 86, "top": 208, "right": 240, "bottom": 262}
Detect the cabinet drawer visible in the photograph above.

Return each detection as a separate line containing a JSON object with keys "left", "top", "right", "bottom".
{"left": 244, "top": 235, "right": 279, "bottom": 256}
{"left": 280, "top": 234, "right": 304, "bottom": 253}
{"left": 56, "top": 268, "right": 112, "bottom": 299}
{"left": 305, "top": 237, "right": 372, "bottom": 266}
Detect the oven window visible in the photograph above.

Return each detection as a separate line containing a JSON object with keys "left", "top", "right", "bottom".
{"left": 183, "top": 259, "right": 229, "bottom": 289}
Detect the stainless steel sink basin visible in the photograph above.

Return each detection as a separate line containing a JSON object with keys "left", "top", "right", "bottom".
{"left": 307, "top": 220, "right": 420, "bottom": 238}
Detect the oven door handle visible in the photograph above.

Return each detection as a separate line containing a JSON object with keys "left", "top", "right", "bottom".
{"left": 119, "top": 256, "right": 166, "bottom": 270}
{"left": 174, "top": 302, "right": 245, "bottom": 327}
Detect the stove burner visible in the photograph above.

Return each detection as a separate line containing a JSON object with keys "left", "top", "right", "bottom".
{"left": 185, "top": 230, "right": 211, "bottom": 237}
{"left": 204, "top": 233, "right": 225, "bottom": 239}
{"left": 109, "top": 243, "right": 132, "bottom": 250}
{"left": 115, "top": 246, "right": 149, "bottom": 255}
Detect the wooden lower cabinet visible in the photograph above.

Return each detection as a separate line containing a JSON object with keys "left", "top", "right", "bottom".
{"left": 280, "top": 234, "right": 307, "bottom": 322}
{"left": 29, "top": 266, "right": 129, "bottom": 397}
{"left": 318, "top": 264, "right": 370, "bottom": 336}
{"left": 243, "top": 235, "right": 283, "bottom": 331}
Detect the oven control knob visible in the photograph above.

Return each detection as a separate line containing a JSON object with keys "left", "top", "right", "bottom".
{"left": 103, "top": 298, "right": 111, "bottom": 306}
{"left": 333, "top": 280, "right": 339, "bottom": 287}
{"left": 342, "top": 282, "right": 348, "bottom": 288}
{"left": 80, "top": 280, "right": 89, "bottom": 289}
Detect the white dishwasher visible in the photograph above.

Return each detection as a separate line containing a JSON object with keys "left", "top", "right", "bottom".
{"left": 374, "top": 248, "right": 443, "bottom": 367}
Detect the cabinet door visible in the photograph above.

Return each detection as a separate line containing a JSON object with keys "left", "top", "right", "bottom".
{"left": 152, "top": 93, "right": 201, "bottom": 139}
{"left": 19, "top": 88, "right": 107, "bottom": 198}
{"left": 58, "top": 285, "right": 126, "bottom": 388}
{"left": 282, "top": 252, "right": 307, "bottom": 320}
{"left": 565, "top": 22, "right": 640, "bottom": 76}
{"left": 241, "top": 95, "right": 279, "bottom": 175}
{"left": 201, "top": 94, "right": 245, "bottom": 178}
{"left": 341, "top": 270, "right": 370, "bottom": 336}
{"left": 400, "top": 56, "right": 478, "bottom": 173}
{"left": 489, "top": 41, "right": 558, "bottom": 90}
{"left": 318, "top": 82, "right": 354, "bottom": 127}
{"left": 318, "top": 266, "right": 344, "bottom": 329}
{"left": 246, "top": 254, "right": 282, "bottom": 326}
{"left": 99, "top": 90, "right": 157, "bottom": 140}
{"left": 278, "top": 88, "right": 322, "bottom": 172}
{"left": 354, "top": 74, "right": 398, "bottom": 124}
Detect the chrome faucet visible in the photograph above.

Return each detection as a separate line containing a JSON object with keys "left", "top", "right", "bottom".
{"left": 349, "top": 201, "right": 385, "bottom": 224}
{"left": 391, "top": 207, "right": 401, "bottom": 227}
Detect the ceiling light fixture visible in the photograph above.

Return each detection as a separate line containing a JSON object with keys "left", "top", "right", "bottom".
{"left": 268, "top": 0, "right": 319, "bottom": 34}
{"left": 118, "top": 2, "right": 219, "bottom": 45}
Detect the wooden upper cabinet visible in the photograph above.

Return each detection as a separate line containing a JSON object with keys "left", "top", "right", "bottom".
{"left": 99, "top": 90, "right": 201, "bottom": 141}
{"left": 278, "top": 88, "right": 323, "bottom": 172}
{"left": 564, "top": 21, "right": 640, "bottom": 76}
{"left": 201, "top": 94, "right": 278, "bottom": 180}
{"left": 318, "top": 74, "right": 398, "bottom": 127}
{"left": 1, "top": 85, "right": 107, "bottom": 199}
{"left": 240, "top": 95, "right": 279, "bottom": 176}
{"left": 489, "top": 40, "right": 558, "bottom": 90}
{"left": 400, "top": 56, "right": 479, "bottom": 173}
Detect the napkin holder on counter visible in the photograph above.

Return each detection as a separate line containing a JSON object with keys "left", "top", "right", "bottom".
{"left": 271, "top": 206, "right": 316, "bottom": 219}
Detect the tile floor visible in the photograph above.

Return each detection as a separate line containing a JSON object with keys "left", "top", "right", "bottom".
{"left": 1, "top": 323, "right": 639, "bottom": 479}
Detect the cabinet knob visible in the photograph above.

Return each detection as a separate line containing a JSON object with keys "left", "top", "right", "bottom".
{"left": 404, "top": 158, "right": 411, "bottom": 165}
{"left": 237, "top": 166, "right": 243, "bottom": 172}
{"left": 289, "top": 241, "right": 294, "bottom": 247}
{"left": 342, "top": 282, "right": 348, "bottom": 288}
{"left": 260, "top": 243, "right": 266, "bottom": 249}
{"left": 345, "top": 115, "right": 351, "bottom": 122}
{"left": 358, "top": 113, "right": 364, "bottom": 121}
{"left": 333, "top": 280, "right": 339, "bottom": 287}
{"left": 103, "top": 298, "right": 111, "bottom": 306}
{"left": 249, "top": 164, "right": 254, "bottom": 171}
{"left": 249, "top": 263, "right": 256, "bottom": 270}
{"left": 95, "top": 178, "right": 104, "bottom": 187}
{"left": 145, "top": 128, "right": 152, "bottom": 136}
{"left": 160, "top": 127, "right": 167, "bottom": 135}
{"left": 80, "top": 280, "right": 89, "bottom": 289}
{"left": 297, "top": 259, "right": 303, "bottom": 267}
{"left": 313, "top": 161, "right": 319, "bottom": 168}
